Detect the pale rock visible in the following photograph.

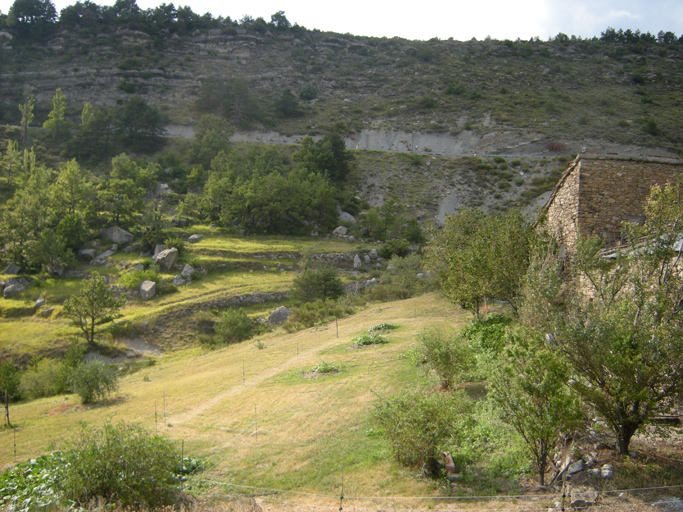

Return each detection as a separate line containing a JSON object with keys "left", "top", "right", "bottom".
{"left": 332, "top": 226, "right": 348, "bottom": 237}
{"left": 92, "top": 249, "right": 116, "bottom": 266}
{"left": 3, "top": 264, "right": 20, "bottom": 275}
{"left": 338, "top": 211, "right": 355, "bottom": 222}
{"left": 78, "top": 248, "right": 96, "bottom": 260}
{"left": 3, "top": 283, "right": 25, "bottom": 298}
{"left": 353, "top": 254, "right": 362, "bottom": 268}
{"left": 153, "top": 244, "right": 166, "bottom": 258}
{"left": 172, "top": 275, "right": 185, "bottom": 286}
{"left": 40, "top": 307, "right": 55, "bottom": 317}
{"left": 35, "top": 297, "right": 45, "bottom": 308}
{"left": 154, "top": 248, "right": 179, "bottom": 271}
{"left": 188, "top": 234, "right": 204, "bottom": 243}
{"left": 100, "top": 226, "right": 134, "bottom": 244}
{"left": 570, "top": 488, "right": 599, "bottom": 508}
{"left": 140, "top": 280, "right": 156, "bottom": 300}
{"left": 267, "top": 306, "right": 292, "bottom": 326}
{"left": 368, "top": 249, "right": 379, "bottom": 260}
{"left": 181, "top": 264, "right": 195, "bottom": 278}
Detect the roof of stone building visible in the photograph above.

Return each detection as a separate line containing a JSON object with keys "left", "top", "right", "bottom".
{"left": 537, "top": 153, "right": 683, "bottom": 224}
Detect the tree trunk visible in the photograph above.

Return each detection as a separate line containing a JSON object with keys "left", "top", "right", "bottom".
{"left": 616, "top": 421, "right": 640, "bottom": 454}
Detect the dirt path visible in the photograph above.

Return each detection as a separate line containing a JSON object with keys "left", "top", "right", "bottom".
{"left": 172, "top": 330, "right": 337, "bottom": 425}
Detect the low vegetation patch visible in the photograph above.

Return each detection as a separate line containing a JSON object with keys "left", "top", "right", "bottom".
{"left": 352, "top": 331, "right": 390, "bottom": 347}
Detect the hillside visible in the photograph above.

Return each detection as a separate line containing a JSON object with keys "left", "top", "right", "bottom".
{"left": 1, "top": 18, "right": 683, "bottom": 156}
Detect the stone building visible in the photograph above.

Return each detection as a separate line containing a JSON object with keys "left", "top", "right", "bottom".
{"left": 538, "top": 154, "right": 683, "bottom": 254}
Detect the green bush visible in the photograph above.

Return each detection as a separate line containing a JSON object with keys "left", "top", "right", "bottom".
{"left": 19, "top": 358, "right": 65, "bottom": 400}
{"left": 164, "top": 235, "right": 186, "bottom": 256}
{"left": 310, "top": 361, "right": 341, "bottom": 374}
{"left": 119, "top": 264, "right": 160, "bottom": 290}
{"left": 282, "top": 299, "right": 357, "bottom": 332}
{"left": 368, "top": 322, "right": 399, "bottom": 332}
{"left": 418, "top": 327, "right": 474, "bottom": 389}
{"left": 462, "top": 314, "right": 512, "bottom": 354}
{"left": 299, "top": 83, "right": 318, "bottom": 100}
{"left": 61, "top": 421, "right": 181, "bottom": 508}
{"left": 352, "top": 331, "right": 389, "bottom": 346}
{"left": 214, "top": 308, "right": 254, "bottom": 345}
{"left": 69, "top": 359, "right": 119, "bottom": 404}
{"left": 379, "top": 238, "right": 410, "bottom": 259}
{"left": 372, "top": 391, "right": 470, "bottom": 469}
{"left": 291, "top": 266, "right": 344, "bottom": 304}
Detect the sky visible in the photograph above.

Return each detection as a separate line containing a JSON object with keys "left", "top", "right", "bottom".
{"left": 1, "top": 0, "right": 683, "bottom": 41}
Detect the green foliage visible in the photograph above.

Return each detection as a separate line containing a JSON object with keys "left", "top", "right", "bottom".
{"left": 63, "top": 272, "right": 126, "bottom": 345}
{"left": 164, "top": 235, "right": 186, "bottom": 256}
{"left": 310, "top": 361, "right": 341, "bottom": 374}
{"left": 299, "top": 83, "right": 318, "bottom": 100}
{"left": 42, "top": 88, "right": 69, "bottom": 142}
{"left": 369, "top": 254, "right": 437, "bottom": 300}
{"left": 69, "top": 359, "right": 119, "bottom": 404}
{"left": 368, "top": 322, "right": 398, "bottom": 332}
{"left": 214, "top": 308, "right": 254, "bottom": 345}
{"left": 418, "top": 327, "right": 474, "bottom": 389}
{"left": 0, "top": 452, "right": 67, "bottom": 512}
{"left": 197, "top": 76, "right": 267, "bottom": 128}
{"left": 352, "top": 331, "right": 389, "bottom": 346}
{"left": 379, "top": 238, "right": 410, "bottom": 259}
{"left": 487, "top": 328, "right": 582, "bottom": 486}
{"left": 293, "top": 133, "right": 353, "bottom": 182}
{"left": 61, "top": 421, "right": 181, "bottom": 508}
{"left": 119, "top": 264, "right": 160, "bottom": 290}
{"left": 290, "top": 266, "right": 343, "bottom": 304}
{"left": 372, "top": 391, "right": 470, "bottom": 468}
{"left": 461, "top": 314, "right": 513, "bottom": 354}
{"left": 275, "top": 89, "right": 302, "bottom": 118}
{"left": 19, "top": 357, "right": 64, "bottom": 400}
{"left": 425, "top": 209, "right": 533, "bottom": 319}
{"left": 0, "top": 361, "right": 20, "bottom": 402}
{"left": 115, "top": 96, "right": 167, "bottom": 152}
{"left": 282, "top": 298, "right": 358, "bottom": 332}
{"left": 529, "top": 175, "right": 683, "bottom": 454}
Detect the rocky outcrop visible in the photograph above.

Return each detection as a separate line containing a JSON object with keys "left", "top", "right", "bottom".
{"left": 267, "top": 306, "right": 292, "bottom": 326}
{"left": 154, "top": 248, "right": 178, "bottom": 271}
{"left": 100, "top": 226, "right": 134, "bottom": 244}
{"left": 188, "top": 234, "right": 204, "bottom": 243}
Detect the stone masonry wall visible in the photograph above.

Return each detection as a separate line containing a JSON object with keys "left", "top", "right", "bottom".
{"left": 542, "top": 155, "right": 683, "bottom": 253}
{"left": 543, "top": 159, "right": 581, "bottom": 253}
{"left": 578, "top": 157, "right": 683, "bottom": 246}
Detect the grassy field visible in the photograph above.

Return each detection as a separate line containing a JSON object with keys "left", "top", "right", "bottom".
{"left": 0, "top": 294, "right": 465, "bottom": 501}
{"left": 0, "top": 232, "right": 376, "bottom": 361}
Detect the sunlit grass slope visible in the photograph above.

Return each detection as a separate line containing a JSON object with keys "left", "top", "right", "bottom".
{"left": 0, "top": 293, "right": 467, "bottom": 501}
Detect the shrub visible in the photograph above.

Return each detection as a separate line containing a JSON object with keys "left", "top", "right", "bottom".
{"left": 372, "top": 391, "right": 470, "bottom": 469}
{"left": 546, "top": 141, "right": 566, "bottom": 152}
{"left": 368, "top": 322, "right": 399, "bottom": 332}
{"left": 310, "top": 361, "right": 341, "bottom": 374}
{"left": 282, "top": 299, "right": 357, "bottom": 332}
{"left": 352, "top": 331, "right": 389, "bottom": 346}
{"left": 418, "top": 327, "right": 475, "bottom": 389}
{"left": 61, "top": 421, "right": 181, "bottom": 508}
{"left": 462, "top": 314, "right": 512, "bottom": 354}
{"left": 291, "top": 266, "right": 344, "bottom": 304}
{"left": 119, "top": 264, "right": 160, "bottom": 290}
{"left": 69, "top": 359, "right": 119, "bottom": 404}
{"left": 164, "top": 235, "right": 186, "bottom": 256}
{"left": 20, "top": 358, "right": 65, "bottom": 400}
{"left": 379, "top": 238, "right": 410, "bottom": 259}
{"left": 299, "top": 83, "right": 318, "bottom": 100}
{"left": 214, "top": 308, "right": 254, "bottom": 344}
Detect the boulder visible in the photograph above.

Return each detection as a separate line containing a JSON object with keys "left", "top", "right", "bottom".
{"left": 133, "top": 263, "right": 145, "bottom": 271}
{"left": 353, "top": 254, "right": 362, "bottom": 269}
{"left": 100, "top": 226, "right": 134, "bottom": 244}
{"left": 35, "top": 297, "right": 45, "bottom": 308}
{"left": 363, "top": 254, "right": 371, "bottom": 264}
{"left": 140, "top": 280, "right": 156, "bottom": 300}
{"left": 3, "top": 283, "right": 26, "bottom": 298}
{"left": 332, "top": 226, "right": 348, "bottom": 237}
{"left": 570, "top": 489, "right": 599, "bottom": 508}
{"left": 375, "top": 263, "right": 382, "bottom": 271}
{"left": 366, "top": 278, "right": 379, "bottom": 287}
{"left": 368, "top": 249, "right": 379, "bottom": 260}
{"left": 310, "top": 230, "right": 319, "bottom": 237}
{"left": 78, "top": 248, "right": 96, "bottom": 260}
{"left": 2, "top": 263, "right": 20, "bottom": 275}
{"left": 40, "top": 307, "right": 55, "bottom": 317}
{"left": 267, "top": 306, "right": 292, "bottom": 326}
{"left": 600, "top": 464, "right": 613, "bottom": 479}
{"left": 652, "top": 497, "right": 683, "bottom": 512}
{"left": 188, "top": 234, "right": 204, "bottom": 243}
{"left": 181, "top": 264, "right": 195, "bottom": 278}
{"left": 92, "top": 249, "right": 116, "bottom": 266}
{"left": 154, "top": 248, "right": 179, "bottom": 271}
{"left": 567, "top": 460, "right": 585, "bottom": 475}
{"left": 338, "top": 211, "right": 355, "bottom": 223}
{"left": 172, "top": 275, "right": 185, "bottom": 286}
{"left": 348, "top": 235, "right": 356, "bottom": 242}
{"left": 153, "top": 244, "right": 166, "bottom": 258}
